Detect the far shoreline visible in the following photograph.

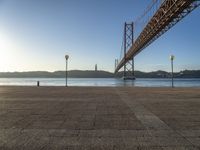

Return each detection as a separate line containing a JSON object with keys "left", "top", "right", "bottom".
{"left": 0, "top": 70, "right": 200, "bottom": 78}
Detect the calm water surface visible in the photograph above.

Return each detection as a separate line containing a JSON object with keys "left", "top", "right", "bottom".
{"left": 0, "top": 78, "right": 200, "bottom": 87}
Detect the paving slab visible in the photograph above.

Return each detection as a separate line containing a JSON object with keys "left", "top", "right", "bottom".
{"left": 0, "top": 86, "right": 200, "bottom": 149}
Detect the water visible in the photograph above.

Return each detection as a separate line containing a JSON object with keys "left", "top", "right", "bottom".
{"left": 0, "top": 78, "right": 200, "bottom": 87}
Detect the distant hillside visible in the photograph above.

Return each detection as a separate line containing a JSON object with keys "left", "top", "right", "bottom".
{"left": 115, "top": 70, "right": 171, "bottom": 78}
{"left": 0, "top": 70, "right": 200, "bottom": 78}
{"left": 55, "top": 70, "right": 114, "bottom": 78}
{"left": 176, "top": 70, "right": 200, "bottom": 78}
{"left": 0, "top": 70, "right": 113, "bottom": 78}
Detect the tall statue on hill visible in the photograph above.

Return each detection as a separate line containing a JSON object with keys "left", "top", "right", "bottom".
{"left": 95, "top": 64, "right": 97, "bottom": 71}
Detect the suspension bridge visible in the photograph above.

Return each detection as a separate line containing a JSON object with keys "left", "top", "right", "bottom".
{"left": 114, "top": 0, "right": 200, "bottom": 80}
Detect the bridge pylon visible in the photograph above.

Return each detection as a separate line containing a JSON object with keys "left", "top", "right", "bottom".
{"left": 123, "top": 22, "right": 135, "bottom": 80}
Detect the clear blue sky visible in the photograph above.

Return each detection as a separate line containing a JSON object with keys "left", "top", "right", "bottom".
{"left": 0, "top": 0, "right": 200, "bottom": 72}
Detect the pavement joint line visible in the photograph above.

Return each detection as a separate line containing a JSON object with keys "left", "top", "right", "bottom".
{"left": 114, "top": 88, "right": 197, "bottom": 148}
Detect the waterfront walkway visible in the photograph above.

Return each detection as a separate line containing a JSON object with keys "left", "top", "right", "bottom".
{"left": 0, "top": 86, "right": 200, "bottom": 149}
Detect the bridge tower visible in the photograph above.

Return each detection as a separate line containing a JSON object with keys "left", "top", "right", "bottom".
{"left": 123, "top": 22, "right": 135, "bottom": 80}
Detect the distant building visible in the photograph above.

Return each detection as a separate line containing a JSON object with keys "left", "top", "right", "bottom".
{"left": 95, "top": 64, "right": 97, "bottom": 71}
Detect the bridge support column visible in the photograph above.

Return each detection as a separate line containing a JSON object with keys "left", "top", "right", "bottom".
{"left": 132, "top": 57, "right": 134, "bottom": 77}
{"left": 123, "top": 22, "right": 135, "bottom": 80}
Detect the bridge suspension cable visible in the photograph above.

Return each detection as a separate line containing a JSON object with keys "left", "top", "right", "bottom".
{"left": 134, "top": 0, "right": 164, "bottom": 42}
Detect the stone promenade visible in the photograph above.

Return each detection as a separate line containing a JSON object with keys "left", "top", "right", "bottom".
{"left": 0, "top": 86, "right": 200, "bottom": 149}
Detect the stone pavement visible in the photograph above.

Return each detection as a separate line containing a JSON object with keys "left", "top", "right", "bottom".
{"left": 0, "top": 86, "right": 200, "bottom": 149}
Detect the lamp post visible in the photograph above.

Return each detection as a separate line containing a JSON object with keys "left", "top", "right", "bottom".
{"left": 65, "top": 55, "right": 69, "bottom": 87}
{"left": 170, "top": 55, "right": 175, "bottom": 88}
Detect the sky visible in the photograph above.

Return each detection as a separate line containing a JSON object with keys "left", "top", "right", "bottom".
{"left": 0, "top": 0, "right": 200, "bottom": 73}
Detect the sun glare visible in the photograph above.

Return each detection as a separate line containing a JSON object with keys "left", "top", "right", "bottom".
{"left": 0, "top": 33, "right": 16, "bottom": 72}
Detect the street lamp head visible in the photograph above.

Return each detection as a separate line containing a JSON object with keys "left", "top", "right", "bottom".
{"left": 65, "top": 55, "right": 69, "bottom": 60}
{"left": 170, "top": 55, "right": 175, "bottom": 60}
